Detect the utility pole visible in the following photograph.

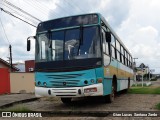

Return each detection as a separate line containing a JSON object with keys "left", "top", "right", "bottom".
{"left": 9, "top": 45, "right": 13, "bottom": 72}
{"left": 148, "top": 66, "right": 150, "bottom": 81}
{"left": 133, "top": 58, "right": 138, "bottom": 85}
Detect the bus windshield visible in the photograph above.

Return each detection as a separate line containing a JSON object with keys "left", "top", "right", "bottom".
{"left": 36, "top": 26, "right": 101, "bottom": 62}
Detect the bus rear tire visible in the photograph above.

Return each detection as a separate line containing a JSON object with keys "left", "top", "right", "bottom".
{"left": 61, "top": 98, "right": 72, "bottom": 104}
{"left": 125, "top": 78, "right": 130, "bottom": 93}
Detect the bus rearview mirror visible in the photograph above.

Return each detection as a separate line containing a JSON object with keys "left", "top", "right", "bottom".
{"left": 27, "top": 36, "right": 36, "bottom": 51}
{"left": 27, "top": 39, "right": 31, "bottom": 51}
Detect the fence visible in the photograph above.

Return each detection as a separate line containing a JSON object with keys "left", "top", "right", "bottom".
{"left": 0, "top": 68, "right": 10, "bottom": 94}
{"left": 10, "top": 73, "right": 34, "bottom": 93}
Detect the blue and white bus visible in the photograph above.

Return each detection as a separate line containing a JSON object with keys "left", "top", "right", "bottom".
{"left": 27, "top": 13, "right": 133, "bottom": 104}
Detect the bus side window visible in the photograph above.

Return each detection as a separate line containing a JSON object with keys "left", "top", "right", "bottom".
{"left": 121, "top": 46, "right": 124, "bottom": 64}
{"left": 125, "top": 51, "right": 128, "bottom": 66}
{"left": 131, "top": 56, "right": 133, "bottom": 68}
{"left": 117, "top": 50, "right": 120, "bottom": 61}
{"left": 129, "top": 55, "right": 131, "bottom": 68}
{"left": 128, "top": 54, "right": 130, "bottom": 67}
{"left": 115, "top": 48, "right": 117, "bottom": 59}
{"left": 121, "top": 53, "right": 124, "bottom": 64}
{"left": 130, "top": 56, "right": 133, "bottom": 68}
{"left": 116, "top": 40, "right": 120, "bottom": 51}
{"left": 111, "top": 46, "right": 115, "bottom": 58}
{"left": 123, "top": 49, "right": 126, "bottom": 65}
{"left": 116, "top": 40, "right": 121, "bottom": 61}
{"left": 111, "top": 34, "right": 115, "bottom": 47}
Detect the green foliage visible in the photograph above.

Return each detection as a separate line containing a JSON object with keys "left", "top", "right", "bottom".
{"left": 2, "top": 105, "right": 32, "bottom": 112}
{"left": 128, "top": 87, "right": 160, "bottom": 94}
{"left": 132, "top": 84, "right": 148, "bottom": 87}
{"left": 156, "top": 103, "right": 160, "bottom": 110}
{"left": 150, "top": 78, "right": 157, "bottom": 81}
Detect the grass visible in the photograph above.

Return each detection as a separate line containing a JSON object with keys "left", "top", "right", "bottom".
{"left": 150, "top": 78, "right": 158, "bottom": 81}
{"left": 132, "top": 84, "right": 148, "bottom": 87}
{"left": 1, "top": 105, "right": 32, "bottom": 112}
{"left": 128, "top": 87, "right": 160, "bottom": 94}
{"left": 156, "top": 103, "right": 160, "bottom": 110}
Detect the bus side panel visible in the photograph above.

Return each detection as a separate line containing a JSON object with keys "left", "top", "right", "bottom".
{"left": 103, "top": 59, "right": 118, "bottom": 95}
{"left": 117, "top": 63, "right": 134, "bottom": 91}
{"left": 95, "top": 67, "right": 112, "bottom": 96}
{"left": 117, "top": 63, "right": 127, "bottom": 91}
{"left": 103, "top": 78, "right": 112, "bottom": 96}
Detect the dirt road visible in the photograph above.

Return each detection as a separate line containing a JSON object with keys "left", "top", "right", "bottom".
{"left": 19, "top": 93, "right": 160, "bottom": 112}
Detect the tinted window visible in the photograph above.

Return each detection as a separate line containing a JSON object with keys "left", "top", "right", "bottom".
{"left": 116, "top": 40, "right": 120, "bottom": 51}
{"left": 102, "top": 28, "right": 109, "bottom": 54}
{"left": 111, "top": 46, "right": 115, "bottom": 58}
{"left": 111, "top": 34, "right": 115, "bottom": 47}
{"left": 51, "top": 31, "right": 64, "bottom": 61}
{"left": 117, "top": 51, "right": 120, "bottom": 61}
{"left": 65, "top": 29, "right": 80, "bottom": 60}
{"left": 80, "top": 26, "right": 101, "bottom": 58}
{"left": 37, "top": 14, "right": 99, "bottom": 32}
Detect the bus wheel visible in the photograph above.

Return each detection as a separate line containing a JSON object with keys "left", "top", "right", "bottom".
{"left": 124, "top": 78, "right": 130, "bottom": 93}
{"left": 61, "top": 98, "right": 72, "bottom": 104}
{"left": 104, "top": 84, "right": 115, "bottom": 103}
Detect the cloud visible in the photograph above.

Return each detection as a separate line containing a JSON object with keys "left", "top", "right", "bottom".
{"left": 116, "top": 0, "right": 160, "bottom": 73}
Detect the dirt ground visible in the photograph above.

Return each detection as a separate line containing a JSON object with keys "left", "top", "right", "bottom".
{"left": 21, "top": 93, "right": 160, "bottom": 112}
{"left": 2, "top": 94, "right": 160, "bottom": 120}
{"left": 16, "top": 79, "right": 160, "bottom": 112}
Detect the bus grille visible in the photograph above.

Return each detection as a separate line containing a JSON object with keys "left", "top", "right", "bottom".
{"left": 46, "top": 74, "right": 84, "bottom": 88}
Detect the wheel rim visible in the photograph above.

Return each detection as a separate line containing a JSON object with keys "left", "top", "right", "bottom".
{"left": 111, "top": 86, "right": 115, "bottom": 101}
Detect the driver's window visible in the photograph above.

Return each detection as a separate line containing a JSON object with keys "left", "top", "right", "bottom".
{"left": 102, "top": 28, "right": 109, "bottom": 55}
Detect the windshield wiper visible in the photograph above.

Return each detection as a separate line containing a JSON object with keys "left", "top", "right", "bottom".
{"left": 77, "top": 25, "right": 83, "bottom": 55}
{"left": 48, "top": 30, "right": 52, "bottom": 48}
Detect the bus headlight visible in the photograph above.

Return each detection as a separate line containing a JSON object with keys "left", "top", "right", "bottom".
{"left": 84, "top": 80, "right": 88, "bottom": 84}
{"left": 38, "top": 81, "right": 41, "bottom": 85}
{"left": 90, "top": 79, "right": 94, "bottom": 83}
{"left": 43, "top": 82, "right": 47, "bottom": 87}
{"left": 84, "top": 87, "right": 97, "bottom": 93}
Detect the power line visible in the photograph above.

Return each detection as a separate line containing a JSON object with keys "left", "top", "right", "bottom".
{"left": 2, "top": 0, "right": 42, "bottom": 22}
{"left": 0, "top": 3, "right": 39, "bottom": 25}
{"left": 0, "top": 14, "right": 10, "bottom": 44}
{"left": 64, "top": 0, "right": 86, "bottom": 13}
{"left": 23, "top": 0, "right": 50, "bottom": 19}
{"left": 0, "top": 7, "right": 37, "bottom": 27}
{"left": 33, "top": 0, "right": 59, "bottom": 18}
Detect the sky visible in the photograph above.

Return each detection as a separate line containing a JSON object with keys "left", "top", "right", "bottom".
{"left": 0, "top": 0, "right": 160, "bottom": 73}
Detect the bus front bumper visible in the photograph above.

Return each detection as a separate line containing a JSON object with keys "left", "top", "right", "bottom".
{"left": 35, "top": 83, "right": 103, "bottom": 98}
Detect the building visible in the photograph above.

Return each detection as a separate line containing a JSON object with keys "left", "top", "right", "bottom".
{"left": 25, "top": 60, "right": 35, "bottom": 72}
{"left": 0, "top": 58, "right": 19, "bottom": 72}
{"left": 13, "top": 62, "right": 25, "bottom": 72}
{"left": 136, "top": 63, "right": 149, "bottom": 81}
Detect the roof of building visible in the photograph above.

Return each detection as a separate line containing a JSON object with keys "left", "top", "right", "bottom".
{"left": 0, "top": 58, "right": 19, "bottom": 71}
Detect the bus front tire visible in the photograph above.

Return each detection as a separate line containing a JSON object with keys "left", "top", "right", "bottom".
{"left": 61, "top": 98, "right": 72, "bottom": 104}
{"left": 104, "top": 84, "right": 115, "bottom": 103}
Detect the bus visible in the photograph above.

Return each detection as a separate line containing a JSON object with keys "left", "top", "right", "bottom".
{"left": 27, "top": 13, "right": 134, "bottom": 104}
